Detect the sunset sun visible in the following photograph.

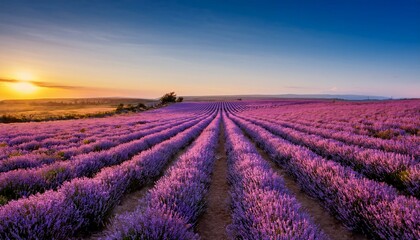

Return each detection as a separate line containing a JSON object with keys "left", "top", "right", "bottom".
{"left": 11, "top": 81, "right": 38, "bottom": 94}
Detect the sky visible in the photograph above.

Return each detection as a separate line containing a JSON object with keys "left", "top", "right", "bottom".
{"left": 0, "top": 0, "right": 419, "bottom": 99}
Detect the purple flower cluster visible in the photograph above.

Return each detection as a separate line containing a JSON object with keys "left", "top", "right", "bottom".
{"left": 0, "top": 100, "right": 418, "bottom": 239}
{"left": 0, "top": 115, "right": 209, "bottom": 204}
{"left": 247, "top": 110, "right": 419, "bottom": 158}
{"left": 0, "top": 110, "right": 217, "bottom": 239}
{"left": 229, "top": 113, "right": 420, "bottom": 239}
{"left": 237, "top": 114, "right": 419, "bottom": 196}
{"left": 0, "top": 117, "right": 189, "bottom": 173}
{"left": 104, "top": 113, "right": 221, "bottom": 239}
{"left": 241, "top": 100, "right": 420, "bottom": 157}
{"left": 223, "top": 113, "right": 326, "bottom": 239}
{"left": 0, "top": 107, "right": 211, "bottom": 168}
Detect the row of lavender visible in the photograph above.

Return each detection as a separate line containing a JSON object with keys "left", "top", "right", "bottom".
{"left": 0, "top": 115, "right": 201, "bottom": 172}
{"left": 249, "top": 101, "right": 419, "bottom": 151}
{"left": 0, "top": 106, "right": 207, "bottom": 161}
{"left": 241, "top": 100, "right": 419, "bottom": 140}
{"left": 0, "top": 105, "right": 219, "bottom": 239}
{"left": 247, "top": 112, "right": 419, "bottom": 158}
{"left": 104, "top": 112, "right": 221, "bottom": 239}
{"left": 225, "top": 106, "right": 419, "bottom": 239}
{"left": 0, "top": 102, "right": 216, "bottom": 160}
{"left": 102, "top": 108, "right": 328, "bottom": 239}
{"left": 223, "top": 112, "right": 326, "bottom": 239}
{"left": 0, "top": 105, "right": 197, "bottom": 144}
{"left": 235, "top": 113, "right": 419, "bottom": 197}
{"left": 0, "top": 115, "right": 187, "bottom": 150}
{"left": 0, "top": 104, "right": 217, "bottom": 202}
{"left": 0, "top": 113, "right": 209, "bottom": 204}
{"left": 0, "top": 100, "right": 418, "bottom": 239}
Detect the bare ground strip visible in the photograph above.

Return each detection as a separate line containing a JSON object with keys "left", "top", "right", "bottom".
{"left": 84, "top": 139, "right": 197, "bottom": 240}
{"left": 238, "top": 120, "right": 367, "bottom": 240}
{"left": 196, "top": 123, "right": 231, "bottom": 240}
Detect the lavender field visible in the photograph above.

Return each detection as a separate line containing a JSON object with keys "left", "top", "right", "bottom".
{"left": 0, "top": 100, "right": 419, "bottom": 240}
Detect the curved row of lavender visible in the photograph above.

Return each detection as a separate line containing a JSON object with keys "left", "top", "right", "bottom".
{"left": 0, "top": 104, "right": 219, "bottom": 239}
{"left": 0, "top": 115, "right": 204, "bottom": 173}
{"left": 299, "top": 101, "right": 418, "bottom": 138}
{"left": 223, "top": 112, "right": 326, "bottom": 239}
{"left": 227, "top": 109, "right": 419, "bottom": 239}
{"left": 235, "top": 113, "right": 419, "bottom": 196}
{"left": 0, "top": 103, "right": 214, "bottom": 162}
{"left": 242, "top": 101, "right": 419, "bottom": 158}
{"left": 261, "top": 116, "right": 419, "bottom": 159}
{"left": 104, "top": 111, "right": 221, "bottom": 239}
{"left": 0, "top": 114, "right": 209, "bottom": 204}
{"left": 0, "top": 106, "right": 210, "bottom": 162}
{"left": 0, "top": 102, "right": 212, "bottom": 140}
{"left": 240, "top": 100, "right": 419, "bottom": 140}
{"left": 0, "top": 100, "right": 418, "bottom": 239}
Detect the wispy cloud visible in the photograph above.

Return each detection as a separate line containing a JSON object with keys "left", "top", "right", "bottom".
{"left": 0, "top": 78, "right": 86, "bottom": 90}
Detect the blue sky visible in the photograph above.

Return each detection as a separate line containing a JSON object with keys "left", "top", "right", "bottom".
{"left": 0, "top": 0, "right": 419, "bottom": 98}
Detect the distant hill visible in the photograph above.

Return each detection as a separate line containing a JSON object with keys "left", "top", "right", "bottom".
{"left": 183, "top": 94, "right": 390, "bottom": 101}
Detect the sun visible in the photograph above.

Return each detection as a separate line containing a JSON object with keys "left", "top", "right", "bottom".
{"left": 15, "top": 72, "right": 34, "bottom": 81}
{"left": 11, "top": 81, "right": 38, "bottom": 94}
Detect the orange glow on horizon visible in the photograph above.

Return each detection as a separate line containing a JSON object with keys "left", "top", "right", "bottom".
{"left": 1, "top": 71, "right": 40, "bottom": 96}
{"left": 10, "top": 81, "right": 39, "bottom": 94}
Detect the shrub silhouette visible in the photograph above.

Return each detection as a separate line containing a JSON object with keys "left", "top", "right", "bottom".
{"left": 160, "top": 92, "right": 177, "bottom": 104}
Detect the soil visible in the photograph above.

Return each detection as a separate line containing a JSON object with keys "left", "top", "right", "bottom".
{"left": 85, "top": 118, "right": 368, "bottom": 240}
{"left": 252, "top": 140, "right": 367, "bottom": 240}
{"left": 196, "top": 123, "right": 231, "bottom": 240}
{"left": 84, "top": 143, "right": 193, "bottom": 240}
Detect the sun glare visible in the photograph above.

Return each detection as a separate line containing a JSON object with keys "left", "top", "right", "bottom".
{"left": 11, "top": 81, "right": 38, "bottom": 94}
{"left": 14, "top": 71, "right": 34, "bottom": 81}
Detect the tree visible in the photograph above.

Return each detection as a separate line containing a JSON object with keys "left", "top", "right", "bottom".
{"left": 160, "top": 92, "right": 177, "bottom": 104}
{"left": 176, "top": 97, "right": 184, "bottom": 102}
{"left": 116, "top": 103, "right": 124, "bottom": 113}
{"left": 137, "top": 103, "right": 147, "bottom": 109}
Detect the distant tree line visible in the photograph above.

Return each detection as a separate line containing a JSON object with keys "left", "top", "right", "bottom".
{"left": 0, "top": 112, "right": 115, "bottom": 123}
{"left": 0, "top": 92, "right": 184, "bottom": 123}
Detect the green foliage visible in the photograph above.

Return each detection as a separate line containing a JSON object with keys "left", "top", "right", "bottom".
{"left": 93, "top": 145, "right": 102, "bottom": 152}
{"left": 116, "top": 102, "right": 148, "bottom": 113}
{"left": 373, "top": 129, "right": 398, "bottom": 140}
{"left": 57, "top": 151, "right": 66, "bottom": 160}
{"left": 0, "top": 114, "right": 26, "bottom": 123}
{"left": 0, "top": 108, "right": 116, "bottom": 124}
{"left": 116, "top": 103, "right": 124, "bottom": 112}
{"left": 176, "top": 96, "right": 184, "bottom": 102}
{"left": 160, "top": 92, "right": 177, "bottom": 104}
{"left": 0, "top": 195, "right": 8, "bottom": 206}
{"left": 8, "top": 151, "right": 22, "bottom": 157}
{"left": 43, "top": 167, "right": 67, "bottom": 183}
{"left": 137, "top": 103, "right": 147, "bottom": 109}
{"left": 397, "top": 170, "right": 410, "bottom": 182}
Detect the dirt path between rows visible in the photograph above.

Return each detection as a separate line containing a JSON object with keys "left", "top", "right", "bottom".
{"left": 84, "top": 143, "right": 193, "bottom": 240}
{"left": 196, "top": 123, "right": 231, "bottom": 240}
{"left": 251, "top": 140, "right": 367, "bottom": 240}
